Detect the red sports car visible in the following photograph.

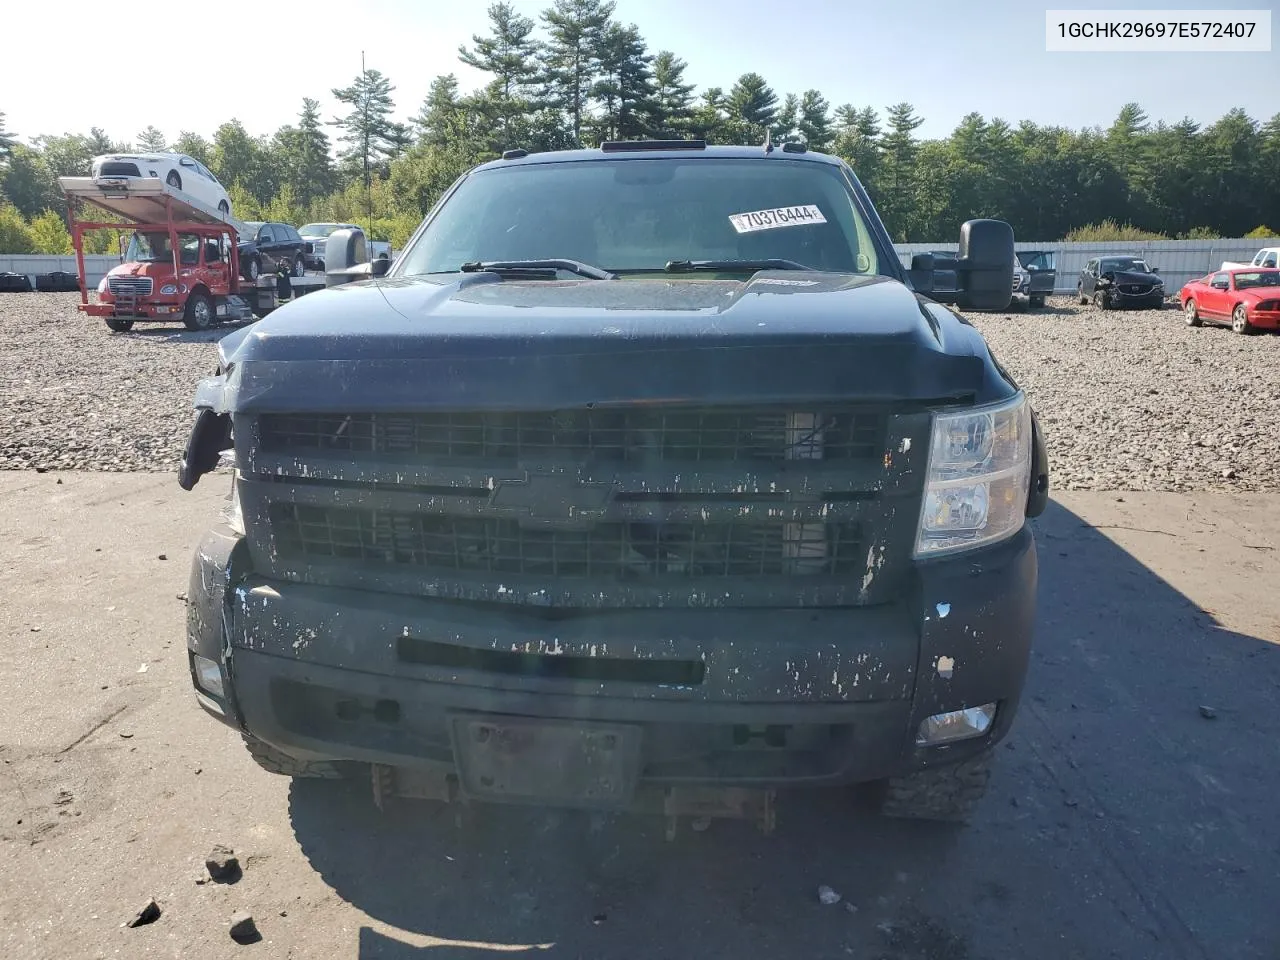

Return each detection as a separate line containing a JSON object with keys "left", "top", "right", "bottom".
{"left": 1180, "top": 267, "right": 1280, "bottom": 334}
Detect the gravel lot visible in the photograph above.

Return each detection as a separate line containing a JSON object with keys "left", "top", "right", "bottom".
{"left": 1, "top": 291, "right": 1277, "bottom": 490}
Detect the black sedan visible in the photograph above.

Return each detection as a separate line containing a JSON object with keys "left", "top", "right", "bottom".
{"left": 238, "top": 222, "right": 306, "bottom": 281}
{"left": 1077, "top": 256, "right": 1166, "bottom": 309}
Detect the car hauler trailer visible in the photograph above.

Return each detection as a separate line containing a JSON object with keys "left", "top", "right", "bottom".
{"left": 59, "top": 176, "right": 324, "bottom": 332}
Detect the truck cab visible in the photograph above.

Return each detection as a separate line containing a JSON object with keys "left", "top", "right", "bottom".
{"left": 94, "top": 227, "right": 236, "bottom": 331}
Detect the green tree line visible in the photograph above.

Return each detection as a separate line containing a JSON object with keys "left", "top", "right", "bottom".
{"left": 2, "top": 0, "right": 1278, "bottom": 256}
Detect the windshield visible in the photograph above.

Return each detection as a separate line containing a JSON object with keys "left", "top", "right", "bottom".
{"left": 1100, "top": 257, "right": 1151, "bottom": 273}
{"left": 125, "top": 231, "right": 200, "bottom": 263}
{"left": 396, "top": 158, "right": 880, "bottom": 276}
{"left": 300, "top": 223, "right": 343, "bottom": 238}
{"left": 1235, "top": 271, "right": 1280, "bottom": 290}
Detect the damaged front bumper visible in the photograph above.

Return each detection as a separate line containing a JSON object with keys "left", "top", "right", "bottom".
{"left": 187, "top": 521, "right": 1037, "bottom": 807}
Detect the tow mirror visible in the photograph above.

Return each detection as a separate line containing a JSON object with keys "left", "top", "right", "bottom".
{"left": 954, "top": 219, "right": 1015, "bottom": 310}
{"left": 324, "top": 227, "right": 371, "bottom": 287}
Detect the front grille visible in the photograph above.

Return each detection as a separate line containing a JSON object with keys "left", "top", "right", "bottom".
{"left": 108, "top": 277, "right": 153, "bottom": 296}
{"left": 1121, "top": 284, "right": 1153, "bottom": 295}
{"left": 259, "top": 408, "right": 885, "bottom": 463}
{"left": 269, "top": 503, "right": 862, "bottom": 579}
{"left": 98, "top": 162, "right": 142, "bottom": 178}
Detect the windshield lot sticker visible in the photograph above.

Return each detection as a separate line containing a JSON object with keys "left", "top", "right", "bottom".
{"left": 728, "top": 205, "right": 827, "bottom": 233}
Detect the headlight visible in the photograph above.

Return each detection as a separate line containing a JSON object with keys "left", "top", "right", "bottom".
{"left": 914, "top": 393, "right": 1032, "bottom": 557}
{"left": 223, "top": 470, "right": 245, "bottom": 536}
{"left": 159, "top": 283, "right": 178, "bottom": 295}
{"left": 96, "top": 277, "right": 109, "bottom": 294}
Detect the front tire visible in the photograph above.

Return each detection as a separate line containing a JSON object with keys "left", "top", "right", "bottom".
{"left": 293, "top": 255, "right": 306, "bottom": 277}
{"left": 879, "top": 753, "right": 992, "bottom": 822}
{"left": 1092, "top": 289, "right": 1112, "bottom": 311}
{"left": 166, "top": 170, "right": 182, "bottom": 190}
{"left": 243, "top": 256, "right": 261, "bottom": 282}
{"left": 1184, "top": 299, "right": 1201, "bottom": 326}
{"left": 183, "top": 291, "right": 214, "bottom": 331}
{"left": 1029, "top": 293, "right": 1045, "bottom": 309}
{"left": 105, "top": 317, "right": 134, "bottom": 333}
{"left": 1232, "top": 304, "right": 1253, "bottom": 335}
{"left": 1077, "top": 283, "right": 1088, "bottom": 305}
{"left": 242, "top": 735, "right": 345, "bottom": 779}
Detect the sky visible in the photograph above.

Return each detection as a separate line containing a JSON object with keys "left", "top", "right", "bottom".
{"left": 2, "top": 0, "right": 1276, "bottom": 148}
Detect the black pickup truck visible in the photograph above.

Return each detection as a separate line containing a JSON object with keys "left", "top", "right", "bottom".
{"left": 179, "top": 141, "right": 1049, "bottom": 831}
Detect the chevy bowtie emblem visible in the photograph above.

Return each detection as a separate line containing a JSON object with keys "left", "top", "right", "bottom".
{"left": 488, "top": 469, "right": 616, "bottom": 526}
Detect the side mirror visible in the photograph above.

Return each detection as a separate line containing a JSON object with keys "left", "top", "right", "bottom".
{"left": 324, "top": 227, "right": 371, "bottom": 287}
{"left": 906, "top": 252, "right": 959, "bottom": 301}
{"left": 1151, "top": 266, "right": 1159, "bottom": 273}
{"left": 955, "top": 219, "right": 1015, "bottom": 310}
{"left": 370, "top": 256, "right": 391, "bottom": 278}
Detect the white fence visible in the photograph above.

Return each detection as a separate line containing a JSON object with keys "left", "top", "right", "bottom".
{"left": 5, "top": 238, "right": 1278, "bottom": 296}
{"left": 0, "top": 254, "right": 118, "bottom": 289}
{"left": 894, "top": 239, "right": 1279, "bottom": 296}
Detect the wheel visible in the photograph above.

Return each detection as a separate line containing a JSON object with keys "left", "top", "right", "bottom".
{"left": 293, "top": 255, "right": 306, "bottom": 277}
{"left": 1232, "top": 304, "right": 1253, "bottom": 335}
{"left": 879, "top": 753, "right": 992, "bottom": 822}
{"left": 166, "top": 170, "right": 182, "bottom": 190}
{"left": 242, "top": 735, "right": 344, "bottom": 779}
{"left": 105, "top": 317, "right": 134, "bottom": 333}
{"left": 183, "top": 291, "right": 214, "bottom": 331}
{"left": 217, "top": 200, "right": 230, "bottom": 216}
{"left": 1077, "top": 283, "right": 1088, "bottom": 305}
{"left": 1092, "top": 289, "right": 1111, "bottom": 311}
{"left": 244, "top": 256, "right": 260, "bottom": 282}
{"left": 1029, "top": 294, "right": 1045, "bottom": 309}
{"left": 1184, "top": 299, "right": 1201, "bottom": 326}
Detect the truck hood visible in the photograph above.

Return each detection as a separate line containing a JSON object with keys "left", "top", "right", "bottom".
{"left": 107, "top": 261, "right": 173, "bottom": 278}
{"left": 202, "top": 271, "right": 987, "bottom": 414}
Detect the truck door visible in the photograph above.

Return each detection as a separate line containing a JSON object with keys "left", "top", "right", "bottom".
{"left": 203, "top": 234, "right": 231, "bottom": 294}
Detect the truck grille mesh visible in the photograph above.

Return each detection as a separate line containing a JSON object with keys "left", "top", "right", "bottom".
{"left": 107, "top": 277, "right": 153, "bottom": 296}
{"left": 269, "top": 503, "right": 862, "bottom": 579}
{"left": 258, "top": 408, "right": 885, "bottom": 463}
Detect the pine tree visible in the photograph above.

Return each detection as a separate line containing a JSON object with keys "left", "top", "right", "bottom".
{"left": 541, "top": 0, "right": 616, "bottom": 146}
{"left": 136, "top": 126, "right": 167, "bottom": 151}
{"left": 273, "top": 99, "right": 335, "bottom": 207}
{"left": 458, "top": 3, "right": 541, "bottom": 104}
{"left": 414, "top": 75, "right": 465, "bottom": 148}
{"left": 878, "top": 103, "right": 924, "bottom": 240}
{"left": 774, "top": 94, "right": 799, "bottom": 141}
{"left": 727, "top": 73, "right": 778, "bottom": 142}
{"left": 650, "top": 52, "right": 695, "bottom": 137}
{"left": 798, "top": 90, "right": 834, "bottom": 151}
{"left": 0, "top": 112, "right": 16, "bottom": 159}
{"left": 689, "top": 87, "right": 726, "bottom": 142}
{"left": 592, "top": 23, "right": 654, "bottom": 141}
{"left": 331, "top": 67, "right": 398, "bottom": 190}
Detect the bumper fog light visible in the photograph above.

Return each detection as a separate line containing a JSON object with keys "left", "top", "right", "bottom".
{"left": 916, "top": 702, "right": 997, "bottom": 746}
{"left": 192, "top": 654, "right": 225, "bottom": 699}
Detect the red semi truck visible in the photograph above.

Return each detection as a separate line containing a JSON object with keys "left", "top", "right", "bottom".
{"left": 60, "top": 176, "right": 257, "bottom": 332}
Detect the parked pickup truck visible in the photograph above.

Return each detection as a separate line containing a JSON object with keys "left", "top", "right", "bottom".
{"left": 1221, "top": 247, "right": 1279, "bottom": 271}
{"left": 178, "top": 141, "right": 1049, "bottom": 832}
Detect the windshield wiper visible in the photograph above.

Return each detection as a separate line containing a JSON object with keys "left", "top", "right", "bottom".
{"left": 459, "top": 259, "right": 616, "bottom": 280}
{"left": 664, "top": 258, "right": 811, "bottom": 274}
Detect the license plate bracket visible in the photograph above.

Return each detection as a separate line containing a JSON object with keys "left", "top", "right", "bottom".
{"left": 449, "top": 714, "right": 642, "bottom": 808}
